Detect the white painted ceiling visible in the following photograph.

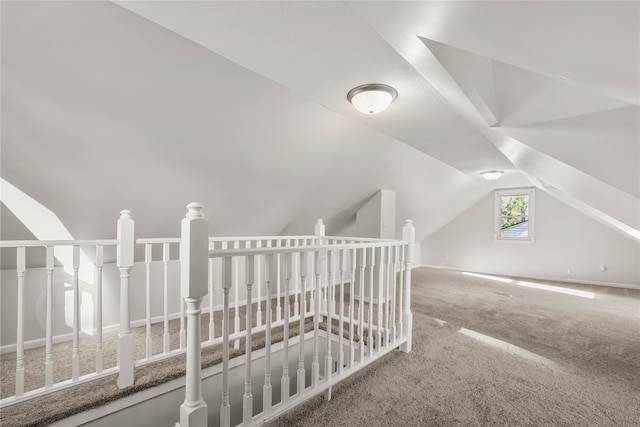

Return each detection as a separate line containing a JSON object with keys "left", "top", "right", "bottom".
{"left": 1, "top": 1, "right": 638, "bottom": 245}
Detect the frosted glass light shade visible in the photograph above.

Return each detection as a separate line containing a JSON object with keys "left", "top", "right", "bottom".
{"left": 481, "top": 170, "right": 504, "bottom": 180}
{"left": 347, "top": 84, "right": 398, "bottom": 115}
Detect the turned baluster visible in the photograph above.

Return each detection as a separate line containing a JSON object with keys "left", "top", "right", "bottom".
{"left": 243, "top": 254, "right": 254, "bottom": 424}
{"left": 144, "top": 243, "right": 152, "bottom": 359}
{"left": 312, "top": 250, "right": 321, "bottom": 387}
{"left": 357, "top": 248, "right": 366, "bottom": 362}
{"left": 256, "top": 241, "right": 263, "bottom": 327}
{"left": 95, "top": 245, "right": 104, "bottom": 373}
{"left": 367, "top": 247, "right": 374, "bottom": 356}
{"left": 376, "top": 247, "right": 384, "bottom": 352}
{"left": 163, "top": 242, "right": 171, "bottom": 354}
{"left": 276, "top": 239, "right": 282, "bottom": 322}
{"left": 297, "top": 251, "right": 308, "bottom": 396}
{"left": 348, "top": 247, "right": 356, "bottom": 368}
{"left": 398, "top": 245, "right": 405, "bottom": 342}
{"left": 325, "top": 250, "right": 334, "bottom": 395}
{"left": 15, "top": 247, "right": 25, "bottom": 396}
{"left": 338, "top": 248, "right": 346, "bottom": 374}
{"left": 220, "top": 257, "right": 232, "bottom": 427}
{"left": 263, "top": 254, "right": 273, "bottom": 415}
{"left": 281, "top": 253, "right": 291, "bottom": 404}
{"left": 72, "top": 245, "right": 80, "bottom": 380}
{"left": 233, "top": 240, "right": 240, "bottom": 350}
{"left": 45, "top": 246, "right": 55, "bottom": 386}
{"left": 208, "top": 241, "right": 215, "bottom": 342}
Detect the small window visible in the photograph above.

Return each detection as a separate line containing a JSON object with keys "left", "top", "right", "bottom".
{"left": 495, "top": 188, "right": 535, "bottom": 241}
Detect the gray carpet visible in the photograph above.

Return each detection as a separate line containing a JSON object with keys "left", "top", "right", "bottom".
{"left": 0, "top": 292, "right": 363, "bottom": 427}
{"left": 267, "top": 267, "right": 640, "bottom": 426}
{"left": 2, "top": 268, "right": 639, "bottom": 426}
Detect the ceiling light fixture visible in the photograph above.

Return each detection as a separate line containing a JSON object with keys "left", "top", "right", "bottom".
{"left": 480, "top": 170, "right": 504, "bottom": 180}
{"left": 347, "top": 84, "right": 397, "bottom": 115}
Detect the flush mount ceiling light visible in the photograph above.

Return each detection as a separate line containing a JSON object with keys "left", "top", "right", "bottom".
{"left": 347, "top": 84, "right": 398, "bottom": 115}
{"left": 480, "top": 170, "right": 504, "bottom": 180}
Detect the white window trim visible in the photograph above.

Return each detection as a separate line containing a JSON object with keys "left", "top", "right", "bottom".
{"left": 494, "top": 188, "right": 535, "bottom": 242}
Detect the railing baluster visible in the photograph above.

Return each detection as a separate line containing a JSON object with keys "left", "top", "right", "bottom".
{"left": 72, "top": 244, "right": 80, "bottom": 381}
{"left": 276, "top": 239, "right": 282, "bottom": 322}
{"left": 15, "top": 247, "right": 25, "bottom": 397}
{"left": 338, "top": 248, "right": 346, "bottom": 375}
{"left": 243, "top": 255, "right": 254, "bottom": 425}
{"left": 377, "top": 247, "right": 384, "bottom": 352}
{"left": 398, "top": 245, "right": 405, "bottom": 341}
{"left": 45, "top": 245, "right": 54, "bottom": 387}
{"left": 145, "top": 243, "right": 152, "bottom": 359}
{"left": 297, "top": 251, "right": 307, "bottom": 396}
{"left": 367, "top": 247, "right": 374, "bottom": 356}
{"left": 263, "top": 254, "right": 273, "bottom": 415}
{"left": 349, "top": 247, "right": 356, "bottom": 368}
{"left": 293, "top": 242, "right": 299, "bottom": 317}
{"left": 325, "top": 250, "right": 334, "bottom": 401}
{"left": 208, "top": 242, "right": 216, "bottom": 342}
{"left": 357, "top": 248, "right": 365, "bottom": 363}
{"left": 281, "top": 253, "right": 291, "bottom": 404}
{"left": 180, "top": 282, "right": 186, "bottom": 350}
{"left": 220, "top": 257, "right": 232, "bottom": 427}
{"left": 385, "top": 246, "right": 392, "bottom": 346}
{"left": 95, "top": 245, "right": 104, "bottom": 373}
{"left": 391, "top": 246, "right": 398, "bottom": 344}
{"left": 315, "top": 220, "right": 326, "bottom": 314}
{"left": 308, "top": 243, "right": 315, "bottom": 315}
{"left": 256, "top": 241, "right": 263, "bottom": 328}
{"left": 233, "top": 240, "right": 240, "bottom": 350}
{"left": 312, "top": 250, "right": 321, "bottom": 387}
{"left": 163, "top": 242, "right": 171, "bottom": 354}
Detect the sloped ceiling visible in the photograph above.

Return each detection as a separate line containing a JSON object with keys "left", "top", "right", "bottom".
{"left": 1, "top": 1, "right": 638, "bottom": 245}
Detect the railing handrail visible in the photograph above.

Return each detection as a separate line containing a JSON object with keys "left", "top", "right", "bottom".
{"left": 135, "top": 235, "right": 316, "bottom": 245}
{"left": 323, "top": 235, "right": 401, "bottom": 242}
{"left": 0, "top": 235, "right": 401, "bottom": 250}
{"left": 208, "top": 239, "right": 407, "bottom": 258}
{"left": 0, "top": 239, "right": 119, "bottom": 248}
{"left": 0, "top": 236, "right": 399, "bottom": 249}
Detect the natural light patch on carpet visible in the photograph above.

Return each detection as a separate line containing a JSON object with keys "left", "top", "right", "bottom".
{"left": 458, "top": 327, "right": 561, "bottom": 371}
{"left": 462, "top": 272, "right": 595, "bottom": 299}
{"left": 430, "top": 317, "right": 447, "bottom": 326}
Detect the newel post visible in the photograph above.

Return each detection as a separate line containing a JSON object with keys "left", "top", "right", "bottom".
{"left": 314, "top": 218, "right": 325, "bottom": 239}
{"left": 400, "top": 219, "right": 415, "bottom": 353}
{"left": 116, "top": 210, "right": 135, "bottom": 389}
{"left": 179, "top": 203, "right": 209, "bottom": 427}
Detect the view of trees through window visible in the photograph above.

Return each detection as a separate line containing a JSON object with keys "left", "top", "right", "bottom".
{"left": 500, "top": 195, "right": 529, "bottom": 230}
{"left": 495, "top": 189, "right": 534, "bottom": 240}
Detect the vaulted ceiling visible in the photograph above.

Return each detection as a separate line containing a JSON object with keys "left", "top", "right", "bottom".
{"left": 1, "top": 1, "right": 638, "bottom": 244}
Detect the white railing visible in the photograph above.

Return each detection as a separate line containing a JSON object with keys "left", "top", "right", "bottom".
{"left": 178, "top": 203, "right": 414, "bottom": 427}
{"left": 0, "top": 203, "right": 414, "bottom": 427}
{"left": 0, "top": 238, "right": 120, "bottom": 399}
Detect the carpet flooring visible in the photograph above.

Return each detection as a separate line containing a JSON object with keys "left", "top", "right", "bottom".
{"left": 0, "top": 292, "right": 364, "bottom": 427}
{"left": 2, "top": 267, "right": 639, "bottom": 426}
{"left": 267, "top": 267, "right": 640, "bottom": 426}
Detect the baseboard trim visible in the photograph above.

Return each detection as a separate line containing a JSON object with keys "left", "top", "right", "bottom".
{"left": 418, "top": 264, "right": 640, "bottom": 290}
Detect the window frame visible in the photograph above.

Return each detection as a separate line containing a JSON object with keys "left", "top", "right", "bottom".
{"left": 494, "top": 188, "right": 535, "bottom": 242}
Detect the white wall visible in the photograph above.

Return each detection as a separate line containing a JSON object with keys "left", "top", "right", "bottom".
{"left": 355, "top": 189, "right": 396, "bottom": 238}
{"left": 421, "top": 190, "right": 640, "bottom": 287}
